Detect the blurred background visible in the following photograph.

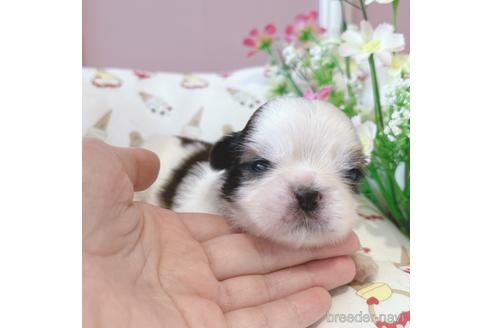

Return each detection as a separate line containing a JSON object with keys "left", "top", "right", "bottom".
{"left": 83, "top": 0, "right": 409, "bottom": 72}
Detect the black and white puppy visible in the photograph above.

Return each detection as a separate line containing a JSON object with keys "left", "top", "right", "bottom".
{"left": 138, "top": 97, "right": 376, "bottom": 281}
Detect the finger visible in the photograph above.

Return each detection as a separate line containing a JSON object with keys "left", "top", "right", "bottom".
{"left": 225, "top": 287, "right": 331, "bottom": 328}
{"left": 109, "top": 145, "right": 160, "bottom": 191}
{"left": 218, "top": 256, "right": 355, "bottom": 312}
{"left": 178, "top": 212, "right": 232, "bottom": 242}
{"left": 204, "top": 232, "right": 360, "bottom": 280}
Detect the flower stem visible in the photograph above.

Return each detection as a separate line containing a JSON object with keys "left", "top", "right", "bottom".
{"left": 368, "top": 162, "right": 404, "bottom": 228}
{"left": 266, "top": 47, "right": 303, "bottom": 96}
{"left": 359, "top": 0, "right": 368, "bottom": 20}
{"left": 340, "top": 1, "right": 357, "bottom": 107}
{"left": 283, "top": 67, "right": 303, "bottom": 96}
{"left": 368, "top": 55, "right": 384, "bottom": 131}
{"left": 358, "top": 0, "right": 409, "bottom": 235}
{"left": 358, "top": 0, "right": 384, "bottom": 131}
{"left": 392, "top": 0, "right": 400, "bottom": 30}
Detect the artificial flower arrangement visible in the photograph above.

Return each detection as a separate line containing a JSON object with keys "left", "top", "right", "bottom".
{"left": 243, "top": 0, "right": 410, "bottom": 236}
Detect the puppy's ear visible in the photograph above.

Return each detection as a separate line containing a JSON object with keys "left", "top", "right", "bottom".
{"left": 210, "top": 132, "right": 242, "bottom": 170}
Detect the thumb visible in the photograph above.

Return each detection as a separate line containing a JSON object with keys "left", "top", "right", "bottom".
{"left": 83, "top": 138, "right": 160, "bottom": 254}
{"left": 109, "top": 144, "right": 160, "bottom": 192}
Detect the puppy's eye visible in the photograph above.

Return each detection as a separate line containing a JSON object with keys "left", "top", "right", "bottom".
{"left": 251, "top": 160, "right": 270, "bottom": 173}
{"left": 346, "top": 168, "right": 362, "bottom": 182}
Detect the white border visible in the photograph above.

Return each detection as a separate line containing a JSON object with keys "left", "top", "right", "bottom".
{"left": 412, "top": 0, "right": 492, "bottom": 326}
{"left": 1, "top": 0, "right": 491, "bottom": 326}
{"left": 0, "top": 1, "right": 81, "bottom": 327}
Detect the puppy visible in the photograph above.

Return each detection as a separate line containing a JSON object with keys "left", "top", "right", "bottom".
{"left": 138, "top": 97, "right": 377, "bottom": 282}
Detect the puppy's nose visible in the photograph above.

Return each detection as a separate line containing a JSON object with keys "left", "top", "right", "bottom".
{"left": 295, "top": 189, "right": 321, "bottom": 212}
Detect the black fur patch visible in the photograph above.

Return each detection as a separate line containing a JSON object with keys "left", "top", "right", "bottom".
{"left": 209, "top": 102, "right": 270, "bottom": 201}
{"left": 159, "top": 145, "right": 211, "bottom": 208}
{"left": 343, "top": 150, "right": 367, "bottom": 193}
{"left": 208, "top": 100, "right": 268, "bottom": 171}
{"left": 209, "top": 102, "right": 285, "bottom": 201}
{"left": 209, "top": 132, "right": 242, "bottom": 171}
{"left": 209, "top": 132, "right": 247, "bottom": 201}
{"left": 221, "top": 163, "right": 246, "bottom": 201}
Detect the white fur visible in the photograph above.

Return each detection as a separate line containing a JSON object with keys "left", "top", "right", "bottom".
{"left": 172, "top": 163, "right": 224, "bottom": 214}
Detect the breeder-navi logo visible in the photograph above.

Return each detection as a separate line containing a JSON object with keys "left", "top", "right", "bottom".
{"left": 326, "top": 311, "right": 409, "bottom": 325}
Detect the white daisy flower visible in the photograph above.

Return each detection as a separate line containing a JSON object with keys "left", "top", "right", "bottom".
{"left": 339, "top": 21, "right": 405, "bottom": 65}
{"left": 388, "top": 54, "right": 410, "bottom": 77}
{"left": 352, "top": 115, "right": 377, "bottom": 160}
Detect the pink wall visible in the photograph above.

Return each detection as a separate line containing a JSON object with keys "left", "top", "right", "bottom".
{"left": 83, "top": 0, "right": 409, "bottom": 73}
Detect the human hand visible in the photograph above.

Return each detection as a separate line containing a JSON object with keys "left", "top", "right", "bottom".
{"left": 83, "top": 138, "right": 358, "bottom": 328}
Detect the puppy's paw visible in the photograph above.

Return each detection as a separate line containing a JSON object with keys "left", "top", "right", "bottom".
{"left": 352, "top": 253, "right": 378, "bottom": 283}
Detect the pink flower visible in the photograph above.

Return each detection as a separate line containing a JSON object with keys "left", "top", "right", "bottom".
{"left": 303, "top": 86, "right": 332, "bottom": 101}
{"left": 242, "top": 24, "right": 277, "bottom": 57}
{"left": 134, "top": 70, "right": 152, "bottom": 79}
{"left": 285, "top": 10, "right": 326, "bottom": 43}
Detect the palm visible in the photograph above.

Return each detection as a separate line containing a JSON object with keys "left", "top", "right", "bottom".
{"left": 83, "top": 138, "right": 358, "bottom": 328}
